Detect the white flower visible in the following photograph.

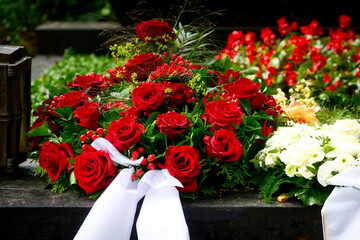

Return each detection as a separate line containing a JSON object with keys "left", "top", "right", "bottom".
{"left": 285, "top": 165, "right": 297, "bottom": 177}
{"left": 332, "top": 154, "right": 355, "bottom": 171}
{"left": 317, "top": 161, "right": 336, "bottom": 187}
{"left": 308, "top": 151, "right": 325, "bottom": 164}
{"left": 264, "top": 153, "right": 278, "bottom": 166}
{"left": 329, "top": 119, "right": 360, "bottom": 138}
{"left": 296, "top": 166, "right": 315, "bottom": 179}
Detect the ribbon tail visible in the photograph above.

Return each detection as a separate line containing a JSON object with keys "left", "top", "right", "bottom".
{"left": 74, "top": 168, "right": 140, "bottom": 240}
{"left": 136, "top": 170, "right": 190, "bottom": 240}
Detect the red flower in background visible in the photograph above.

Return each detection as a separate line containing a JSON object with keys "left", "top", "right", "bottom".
{"left": 74, "top": 149, "right": 117, "bottom": 194}
{"left": 339, "top": 15, "right": 351, "bottom": 29}
{"left": 156, "top": 112, "right": 191, "bottom": 140}
{"left": 162, "top": 145, "right": 201, "bottom": 193}
{"left": 300, "top": 20, "right": 323, "bottom": 37}
{"left": 73, "top": 101, "right": 101, "bottom": 131}
{"left": 260, "top": 27, "right": 276, "bottom": 46}
{"left": 39, "top": 141, "right": 75, "bottom": 182}
{"left": 277, "top": 16, "right": 298, "bottom": 36}
{"left": 204, "top": 129, "right": 243, "bottom": 162}
{"left": 135, "top": 20, "right": 176, "bottom": 44}
{"left": 105, "top": 116, "right": 144, "bottom": 152}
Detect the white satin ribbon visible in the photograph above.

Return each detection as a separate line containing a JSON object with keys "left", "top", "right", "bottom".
{"left": 74, "top": 138, "right": 190, "bottom": 240}
{"left": 322, "top": 166, "right": 360, "bottom": 240}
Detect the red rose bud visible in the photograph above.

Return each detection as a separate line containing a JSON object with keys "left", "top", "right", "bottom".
{"left": 80, "top": 135, "right": 87, "bottom": 142}
{"left": 96, "top": 128, "right": 104, "bottom": 135}
{"left": 86, "top": 130, "right": 93, "bottom": 137}
{"left": 148, "top": 163, "right": 155, "bottom": 170}
{"left": 132, "top": 151, "right": 139, "bottom": 158}
{"left": 138, "top": 147, "right": 145, "bottom": 153}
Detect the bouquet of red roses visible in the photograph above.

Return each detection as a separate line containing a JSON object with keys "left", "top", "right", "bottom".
{"left": 27, "top": 19, "right": 287, "bottom": 198}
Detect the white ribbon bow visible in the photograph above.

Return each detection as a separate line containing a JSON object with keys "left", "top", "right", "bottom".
{"left": 74, "top": 138, "right": 190, "bottom": 240}
{"left": 322, "top": 166, "right": 360, "bottom": 240}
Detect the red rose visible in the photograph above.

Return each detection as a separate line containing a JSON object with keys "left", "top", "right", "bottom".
{"left": 39, "top": 141, "right": 75, "bottom": 182}
{"left": 149, "top": 63, "right": 192, "bottom": 81}
{"left": 156, "top": 112, "right": 191, "bottom": 140}
{"left": 204, "top": 129, "right": 243, "bottom": 162}
{"left": 67, "top": 72, "right": 109, "bottom": 93}
{"left": 105, "top": 116, "right": 144, "bottom": 152}
{"left": 205, "top": 99, "right": 243, "bottom": 131}
{"left": 56, "top": 90, "right": 89, "bottom": 109}
{"left": 163, "top": 145, "right": 201, "bottom": 193}
{"left": 135, "top": 20, "right": 176, "bottom": 44}
{"left": 167, "top": 82, "right": 193, "bottom": 107}
{"left": 132, "top": 82, "right": 165, "bottom": 114}
{"left": 27, "top": 117, "right": 60, "bottom": 151}
{"left": 114, "top": 53, "right": 163, "bottom": 82}
{"left": 224, "top": 78, "right": 265, "bottom": 110}
{"left": 74, "top": 149, "right": 117, "bottom": 194}
{"left": 73, "top": 101, "right": 101, "bottom": 130}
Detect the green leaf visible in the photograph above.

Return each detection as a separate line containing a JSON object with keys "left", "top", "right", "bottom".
{"left": 146, "top": 112, "right": 160, "bottom": 127}
{"left": 239, "top": 98, "right": 252, "bottom": 115}
{"left": 26, "top": 121, "right": 52, "bottom": 137}
{"left": 54, "top": 106, "right": 73, "bottom": 120}
{"left": 306, "top": 166, "right": 317, "bottom": 175}
{"left": 268, "top": 149, "right": 279, "bottom": 154}
{"left": 67, "top": 158, "right": 75, "bottom": 164}
{"left": 70, "top": 171, "right": 77, "bottom": 185}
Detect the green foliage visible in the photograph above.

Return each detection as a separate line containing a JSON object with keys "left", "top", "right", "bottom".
{"left": 31, "top": 49, "right": 116, "bottom": 113}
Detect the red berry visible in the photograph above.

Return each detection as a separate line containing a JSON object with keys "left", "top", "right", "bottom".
{"left": 148, "top": 154, "right": 155, "bottom": 162}
{"left": 53, "top": 96, "right": 58, "bottom": 101}
{"left": 51, "top": 101, "right": 57, "bottom": 107}
{"left": 80, "top": 135, "right": 87, "bottom": 142}
{"left": 130, "top": 157, "right": 137, "bottom": 161}
{"left": 276, "top": 105, "right": 282, "bottom": 110}
{"left": 141, "top": 158, "right": 148, "bottom": 165}
{"left": 138, "top": 147, "right": 145, "bottom": 153}
{"left": 91, "top": 135, "right": 98, "bottom": 141}
{"left": 163, "top": 51, "right": 169, "bottom": 58}
{"left": 96, "top": 128, "right": 104, "bottom": 135}
{"left": 170, "top": 61, "right": 174, "bottom": 65}
{"left": 82, "top": 144, "right": 89, "bottom": 150}
{"left": 188, "top": 63, "right": 194, "bottom": 68}
{"left": 132, "top": 151, "right": 139, "bottom": 158}
{"left": 148, "top": 163, "right": 155, "bottom": 170}
{"left": 136, "top": 169, "right": 143, "bottom": 176}
{"left": 185, "top": 60, "right": 189, "bottom": 65}
{"left": 86, "top": 130, "right": 93, "bottom": 137}
{"left": 172, "top": 53, "right": 178, "bottom": 60}
{"left": 45, "top": 104, "right": 50, "bottom": 109}
{"left": 131, "top": 174, "right": 137, "bottom": 180}
{"left": 178, "top": 56, "right": 184, "bottom": 62}
{"left": 189, "top": 89, "right": 194, "bottom": 95}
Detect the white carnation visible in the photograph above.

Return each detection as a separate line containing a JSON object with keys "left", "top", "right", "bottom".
{"left": 317, "top": 161, "right": 336, "bottom": 187}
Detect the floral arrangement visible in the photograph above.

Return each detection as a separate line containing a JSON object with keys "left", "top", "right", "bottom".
{"left": 26, "top": 20, "right": 287, "bottom": 198}
{"left": 217, "top": 15, "right": 360, "bottom": 107}
{"left": 254, "top": 119, "right": 360, "bottom": 206}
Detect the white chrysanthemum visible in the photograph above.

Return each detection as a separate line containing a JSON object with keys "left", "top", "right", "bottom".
{"left": 332, "top": 154, "right": 355, "bottom": 171}
{"left": 317, "top": 161, "right": 336, "bottom": 187}
{"left": 264, "top": 154, "right": 278, "bottom": 166}
{"left": 296, "top": 166, "right": 315, "bottom": 179}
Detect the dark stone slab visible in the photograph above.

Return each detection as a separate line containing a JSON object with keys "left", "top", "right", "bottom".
{"left": 0, "top": 175, "right": 322, "bottom": 240}
{"left": 36, "top": 22, "right": 121, "bottom": 55}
